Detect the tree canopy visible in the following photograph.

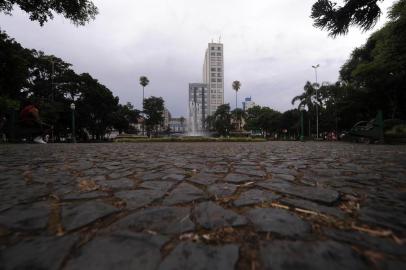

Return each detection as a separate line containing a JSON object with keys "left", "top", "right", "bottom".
{"left": 0, "top": 30, "right": 139, "bottom": 141}
{"left": 0, "top": 0, "right": 98, "bottom": 26}
{"left": 311, "top": 0, "right": 384, "bottom": 36}
{"left": 143, "top": 96, "right": 165, "bottom": 136}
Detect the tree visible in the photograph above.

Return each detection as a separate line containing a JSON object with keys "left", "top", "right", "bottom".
{"left": 0, "top": 29, "right": 126, "bottom": 142}
{"left": 143, "top": 96, "right": 164, "bottom": 136}
{"left": 76, "top": 73, "right": 119, "bottom": 140}
{"left": 245, "top": 105, "right": 263, "bottom": 132}
{"left": 291, "top": 81, "right": 319, "bottom": 111}
{"left": 231, "top": 108, "right": 246, "bottom": 131}
{"left": 139, "top": 76, "right": 149, "bottom": 106}
{"left": 0, "top": 0, "right": 98, "bottom": 26}
{"left": 139, "top": 76, "right": 149, "bottom": 135}
{"left": 257, "top": 107, "right": 281, "bottom": 136}
{"left": 213, "top": 104, "right": 232, "bottom": 136}
{"left": 205, "top": 115, "right": 216, "bottom": 131}
{"left": 278, "top": 109, "right": 301, "bottom": 136}
{"left": 232, "top": 81, "right": 241, "bottom": 109}
{"left": 112, "top": 103, "right": 140, "bottom": 134}
{"left": 338, "top": 0, "right": 406, "bottom": 120}
{"left": 179, "top": 116, "right": 185, "bottom": 133}
{"left": 311, "top": 0, "right": 384, "bottom": 36}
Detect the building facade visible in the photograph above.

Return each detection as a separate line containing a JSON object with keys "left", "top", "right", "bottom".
{"left": 203, "top": 42, "right": 224, "bottom": 116}
{"left": 242, "top": 96, "right": 256, "bottom": 111}
{"left": 169, "top": 117, "right": 186, "bottom": 133}
{"left": 188, "top": 83, "right": 208, "bottom": 132}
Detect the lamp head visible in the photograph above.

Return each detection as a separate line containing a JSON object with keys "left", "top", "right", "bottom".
{"left": 70, "top": 103, "right": 76, "bottom": 110}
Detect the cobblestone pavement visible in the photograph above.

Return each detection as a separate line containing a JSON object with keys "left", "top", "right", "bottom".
{"left": 0, "top": 142, "right": 406, "bottom": 270}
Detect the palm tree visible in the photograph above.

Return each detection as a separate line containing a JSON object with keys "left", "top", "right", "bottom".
{"left": 139, "top": 76, "right": 149, "bottom": 135}
{"left": 232, "top": 81, "right": 241, "bottom": 130}
{"left": 292, "top": 81, "right": 318, "bottom": 136}
{"left": 232, "top": 80, "right": 241, "bottom": 109}
{"left": 139, "top": 76, "right": 150, "bottom": 108}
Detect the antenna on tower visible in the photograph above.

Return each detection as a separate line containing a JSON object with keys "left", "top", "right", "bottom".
{"left": 211, "top": 38, "right": 213, "bottom": 43}
{"left": 219, "top": 35, "right": 222, "bottom": 43}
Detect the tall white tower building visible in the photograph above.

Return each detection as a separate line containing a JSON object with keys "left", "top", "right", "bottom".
{"left": 203, "top": 42, "right": 224, "bottom": 115}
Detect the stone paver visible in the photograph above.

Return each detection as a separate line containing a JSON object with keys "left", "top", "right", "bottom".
{"left": 233, "top": 189, "right": 280, "bottom": 207}
{"left": 115, "top": 189, "right": 165, "bottom": 209}
{"left": 193, "top": 201, "right": 247, "bottom": 229}
{"left": 207, "top": 183, "right": 238, "bottom": 198}
{"left": 257, "top": 179, "right": 340, "bottom": 205}
{"left": 0, "top": 201, "right": 50, "bottom": 230}
{"left": 245, "top": 208, "right": 311, "bottom": 236}
{"left": 163, "top": 183, "right": 205, "bottom": 205}
{"left": 0, "top": 142, "right": 405, "bottom": 269}
{"left": 0, "top": 236, "right": 78, "bottom": 270}
{"left": 260, "top": 240, "right": 370, "bottom": 270}
{"left": 159, "top": 242, "right": 239, "bottom": 270}
{"left": 62, "top": 201, "right": 119, "bottom": 231}
{"left": 114, "top": 206, "right": 194, "bottom": 235}
{"left": 65, "top": 232, "right": 167, "bottom": 270}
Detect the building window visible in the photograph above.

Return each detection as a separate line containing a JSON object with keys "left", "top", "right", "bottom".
{"left": 218, "top": 47, "right": 221, "bottom": 50}
{"left": 211, "top": 46, "right": 215, "bottom": 50}
{"left": 211, "top": 52, "right": 215, "bottom": 56}
{"left": 211, "top": 68, "right": 216, "bottom": 71}
{"left": 217, "top": 78, "right": 222, "bottom": 82}
{"left": 217, "top": 68, "right": 222, "bottom": 71}
{"left": 211, "top": 78, "right": 216, "bottom": 82}
{"left": 217, "top": 73, "right": 221, "bottom": 77}
{"left": 217, "top": 53, "right": 221, "bottom": 56}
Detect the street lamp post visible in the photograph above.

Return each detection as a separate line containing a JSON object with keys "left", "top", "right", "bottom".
{"left": 300, "top": 104, "right": 305, "bottom": 142}
{"left": 312, "top": 64, "right": 320, "bottom": 139}
{"left": 70, "top": 103, "right": 76, "bottom": 143}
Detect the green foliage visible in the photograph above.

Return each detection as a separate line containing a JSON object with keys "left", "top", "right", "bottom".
{"left": 232, "top": 81, "right": 241, "bottom": 92}
{"left": 245, "top": 106, "right": 283, "bottom": 135}
{"left": 139, "top": 76, "right": 150, "bottom": 87}
{"left": 0, "top": 30, "right": 139, "bottom": 141}
{"left": 231, "top": 108, "right": 246, "bottom": 131}
{"left": 212, "top": 104, "right": 232, "bottom": 136}
{"left": 111, "top": 103, "right": 140, "bottom": 134}
{"left": 143, "top": 96, "right": 164, "bottom": 135}
{"left": 339, "top": 0, "right": 406, "bottom": 120}
{"left": 257, "top": 107, "right": 282, "bottom": 134}
{"left": 311, "top": 0, "right": 383, "bottom": 36}
{"left": 297, "top": 0, "right": 406, "bottom": 135}
{"left": 0, "top": 0, "right": 98, "bottom": 26}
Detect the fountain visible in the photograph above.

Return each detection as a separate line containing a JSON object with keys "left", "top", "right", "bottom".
{"left": 187, "top": 100, "right": 209, "bottom": 137}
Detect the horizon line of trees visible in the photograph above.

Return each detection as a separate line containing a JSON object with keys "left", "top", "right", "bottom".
{"left": 0, "top": 30, "right": 168, "bottom": 141}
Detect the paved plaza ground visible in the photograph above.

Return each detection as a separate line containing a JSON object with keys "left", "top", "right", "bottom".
{"left": 0, "top": 141, "right": 405, "bottom": 269}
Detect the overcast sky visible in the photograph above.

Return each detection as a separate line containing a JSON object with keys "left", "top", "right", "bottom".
{"left": 0, "top": 0, "right": 395, "bottom": 117}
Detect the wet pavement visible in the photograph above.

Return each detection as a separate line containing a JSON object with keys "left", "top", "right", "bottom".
{"left": 0, "top": 141, "right": 405, "bottom": 269}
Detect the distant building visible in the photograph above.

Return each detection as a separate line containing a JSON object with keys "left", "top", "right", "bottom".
{"left": 169, "top": 117, "right": 186, "bottom": 133}
{"left": 188, "top": 83, "right": 208, "bottom": 132}
{"left": 163, "top": 108, "right": 171, "bottom": 128}
{"left": 203, "top": 42, "right": 224, "bottom": 115}
{"left": 242, "top": 96, "right": 256, "bottom": 111}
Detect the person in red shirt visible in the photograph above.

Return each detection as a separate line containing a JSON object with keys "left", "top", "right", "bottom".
{"left": 20, "top": 101, "right": 51, "bottom": 144}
